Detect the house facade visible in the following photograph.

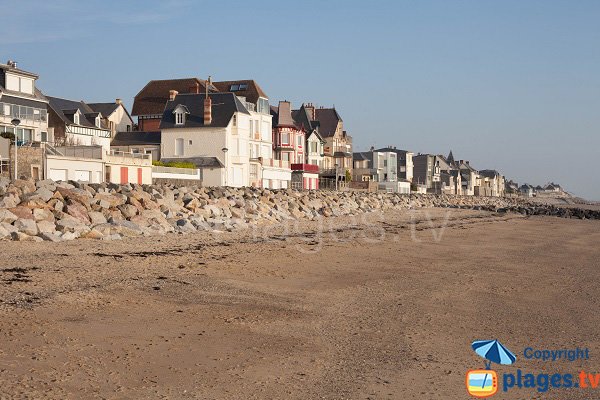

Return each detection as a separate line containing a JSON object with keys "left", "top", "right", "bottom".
{"left": 299, "top": 104, "right": 352, "bottom": 183}
{"left": 89, "top": 99, "right": 134, "bottom": 137}
{"left": 46, "top": 96, "right": 112, "bottom": 151}
{"left": 271, "top": 101, "right": 318, "bottom": 189}
{"left": 374, "top": 147, "right": 414, "bottom": 183}
{"left": 413, "top": 154, "right": 440, "bottom": 189}
{"left": 214, "top": 80, "right": 286, "bottom": 188}
{"left": 352, "top": 148, "right": 398, "bottom": 182}
{"left": 0, "top": 61, "right": 49, "bottom": 144}
{"left": 478, "top": 169, "right": 505, "bottom": 197}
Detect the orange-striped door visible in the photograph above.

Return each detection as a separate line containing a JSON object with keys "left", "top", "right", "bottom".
{"left": 120, "top": 167, "right": 128, "bottom": 184}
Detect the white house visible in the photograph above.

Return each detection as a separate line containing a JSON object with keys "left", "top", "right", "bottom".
{"left": 160, "top": 91, "right": 245, "bottom": 187}
{"left": 214, "top": 79, "right": 290, "bottom": 189}
{"left": 0, "top": 60, "right": 49, "bottom": 143}
{"left": 88, "top": 99, "right": 134, "bottom": 137}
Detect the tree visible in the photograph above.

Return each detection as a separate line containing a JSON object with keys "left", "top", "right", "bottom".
{"left": 345, "top": 169, "right": 352, "bottom": 182}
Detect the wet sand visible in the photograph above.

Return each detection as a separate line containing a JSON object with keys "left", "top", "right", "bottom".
{"left": 0, "top": 209, "right": 598, "bottom": 399}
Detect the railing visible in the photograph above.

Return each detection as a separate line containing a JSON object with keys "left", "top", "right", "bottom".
{"left": 51, "top": 145, "right": 104, "bottom": 159}
{"left": 291, "top": 163, "right": 319, "bottom": 173}
{"left": 264, "top": 158, "right": 290, "bottom": 169}
{"left": 106, "top": 150, "right": 152, "bottom": 165}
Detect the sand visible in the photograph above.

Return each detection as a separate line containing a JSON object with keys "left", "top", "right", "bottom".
{"left": 0, "top": 208, "right": 598, "bottom": 399}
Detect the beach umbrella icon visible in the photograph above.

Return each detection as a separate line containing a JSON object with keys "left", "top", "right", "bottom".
{"left": 471, "top": 339, "right": 516, "bottom": 369}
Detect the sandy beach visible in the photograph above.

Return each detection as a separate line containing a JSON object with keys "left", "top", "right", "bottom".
{"left": 0, "top": 208, "right": 598, "bottom": 399}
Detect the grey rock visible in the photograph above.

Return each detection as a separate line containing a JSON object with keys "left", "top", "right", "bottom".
{"left": 14, "top": 218, "right": 39, "bottom": 236}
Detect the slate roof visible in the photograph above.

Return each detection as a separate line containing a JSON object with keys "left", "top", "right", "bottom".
{"left": 291, "top": 104, "right": 315, "bottom": 132}
{"left": 479, "top": 169, "right": 501, "bottom": 178}
{"left": 88, "top": 102, "right": 119, "bottom": 117}
{"left": 132, "top": 78, "right": 217, "bottom": 116}
{"left": 159, "top": 93, "right": 250, "bottom": 129}
{"left": 314, "top": 108, "right": 342, "bottom": 138}
{"left": 46, "top": 96, "right": 108, "bottom": 129}
{"left": 111, "top": 131, "right": 161, "bottom": 146}
{"left": 160, "top": 157, "right": 224, "bottom": 168}
{"left": 212, "top": 80, "right": 268, "bottom": 105}
{"left": 353, "top": 152, "right": 372, "bottom": 162}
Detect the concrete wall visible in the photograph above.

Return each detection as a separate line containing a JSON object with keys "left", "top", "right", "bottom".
{"left": 46, "top": 155, "right": 104, "bottom": 183}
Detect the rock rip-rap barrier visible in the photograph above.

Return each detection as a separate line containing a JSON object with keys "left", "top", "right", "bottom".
{"left": 0, "top": 178, "right": 597, "bottom": 242}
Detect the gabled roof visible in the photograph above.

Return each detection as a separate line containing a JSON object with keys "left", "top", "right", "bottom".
{"left": 111, "top": 131, "right": 161, "bottom": 146}
{"left": 46, "top": 96, "right": 109, "bottom": 129}
{"left": 292, "top": 104, "right": 316, "bottom": 132}
{"left": 160, "top": 93, "right": 250, "bottom": 129}
{"left": 132, "top": 78, "right": 217, "bottom": 116}
{"left": 212, "top": 80, "right": 268, "bottom": 105}
{"left": 314, "top": 107, "right": 342, "bottom": 138}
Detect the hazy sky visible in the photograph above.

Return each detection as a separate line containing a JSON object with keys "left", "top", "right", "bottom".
{"left": 2, "top": 0, "right": 599, "bottom": 199}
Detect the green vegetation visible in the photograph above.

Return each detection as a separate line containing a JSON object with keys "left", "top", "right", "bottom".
{"left": 152, "top": 160, "right": 196, "bottom": 169}
{"left": 0, "top": 132, "right": 15, "bottom": 141}
{"left": 345, "top": 169, "right": 352, "bottom": 182}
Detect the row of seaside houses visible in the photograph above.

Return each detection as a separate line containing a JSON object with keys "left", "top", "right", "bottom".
{"left": 0, "top": 60, "right": 509, "bottom": 196}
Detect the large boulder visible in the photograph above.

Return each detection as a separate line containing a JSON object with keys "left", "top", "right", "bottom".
{"left": 14, "top": 218, "right": 39, "bottom": 236}
{"left": 0, "top": 209, "right": 18, "bottom": 224}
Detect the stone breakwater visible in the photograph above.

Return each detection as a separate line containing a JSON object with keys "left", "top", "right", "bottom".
{"left": 0, "top": 178, "right": 598, "bottom": 242}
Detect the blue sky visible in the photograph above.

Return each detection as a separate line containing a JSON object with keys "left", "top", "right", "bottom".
{"left": 2, "top": 0, "right": 599, "bottom": 199}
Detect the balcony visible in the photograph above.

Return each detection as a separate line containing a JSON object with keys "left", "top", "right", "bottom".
{"left": 291, "top": 163, "right": 319, "bottom": 173}
{"left": 263, "top": 158, "right": 290, "bottom": 169}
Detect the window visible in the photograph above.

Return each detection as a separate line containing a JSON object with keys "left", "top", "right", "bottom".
{"left": 74, "top": 113, "right": 80, "bottom": 125}
{"left": 96, "top": 116, "right": 101, "bottom": 128}
{"left": 297, "top": 135, "right": 302, "bottom": 147}
{"left": 238, "top": 83, "right": 248, "bottom": 90}
{"left": 175, "top": 138, "right": 184, "bottom": 156}
{"left": 249, "top": 120, "right": 253, "bottom": 137}
{"left": 282, "top": 153, "right": 290, "bottom": 162}
{"left": 126, "top": 125, "right": 131, "bottom": 132}
{"left": 281, "top": 132, "right": 289, "bottom": 144}
{"left": 175, "top": 112, "right": 185, "bottom": 125}
{"left": 232, "top": 114, "right": 237, "bottom": 126}
{"left": 257, "top": 98, "right": 269, "bottom": 114}
{"left": 40, "top": 132, "right": 48, "bottom": 142}
{"left": 230, "top": 84, "right": 240, "bottom": 91}
{"left": 188, "top": 139, "right": 193, "bottom": 145}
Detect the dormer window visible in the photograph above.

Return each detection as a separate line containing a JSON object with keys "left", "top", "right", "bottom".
{"left": 172, "top": 104, "right": 190, "bottom": 126}
{"left": 96, "top": 116, "right": 101, "bottom": 128}
{"left": 74, "top": 113, "right": 80, "bottom": 125}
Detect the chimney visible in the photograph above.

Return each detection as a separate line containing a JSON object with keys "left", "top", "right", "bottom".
{"left": 370, "top": 146, "right": 375, "bottom": 151}
{"left": 115, "top": 98, "right": 122, "bottom": 105}
{"left": 169, "top": 90, "right": 178, "bottom": 101}
{"left": 189, "top": 82, "right": 200, "bottom": 94}
{"left": 459, "top": 160, "right": 464, "bottom": 164}
{"left": 466, "top": 161, "right": 470, "bottom": 165}
{"left": 305, "top": 103, "right": 316, "bottom": 120}
{"left": 204, "top": 95, "right": 212, "bottom": 125}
